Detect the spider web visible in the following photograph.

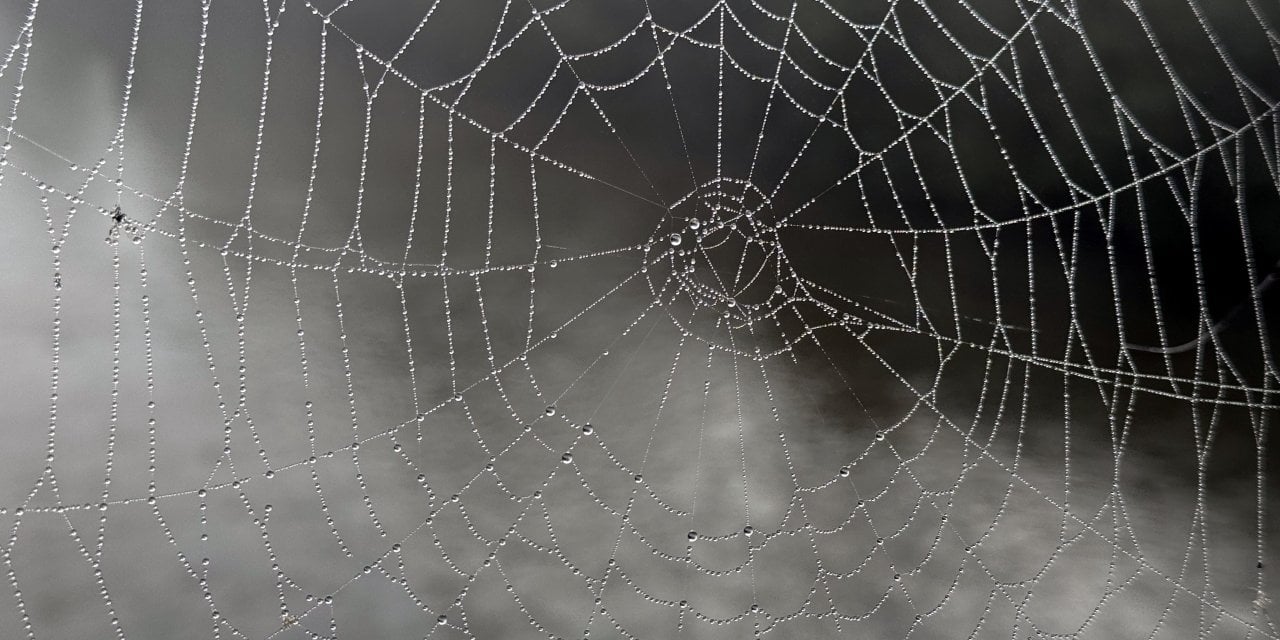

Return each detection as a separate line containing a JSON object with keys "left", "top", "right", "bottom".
{"left": 0, "top": 0, "right": 1278, "bottom": 638}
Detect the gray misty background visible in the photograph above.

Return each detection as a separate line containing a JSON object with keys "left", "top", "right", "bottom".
{"left": 0, "top": 0, "right": 1278, "bottom": 638}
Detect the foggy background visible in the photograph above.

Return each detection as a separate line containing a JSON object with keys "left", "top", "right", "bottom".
{"left": 0, "top": 0, "right": 1278, "bottom": 638}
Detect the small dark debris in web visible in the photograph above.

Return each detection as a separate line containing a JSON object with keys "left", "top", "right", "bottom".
{"left": 105, "top": 206, "right": 143, "bottom": 245}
